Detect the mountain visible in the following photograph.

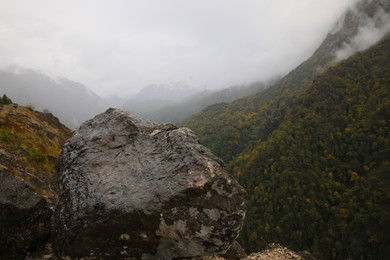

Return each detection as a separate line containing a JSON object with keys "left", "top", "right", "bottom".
{"left": 185, "top": 0, "right": 390, "bottom": 163}
{"left": 134, "top": 82, "right": 199, "bottom": 101}
{"left": 0, "top": 68, "right": 109, "bottom": 128}
{"left": 104, "top": 94, "right": 128, "bottom": 108}
{"left": 234, "top": 35, "right": 390, "bottom": 259}
{"left": 184, "top": 0, "right": 390, "bottom": 258}
{"left": 125, "top": 0, "right": 390, "bottom": 126}
{"left": 123, "top": 81, "right": 268, "bottom": 124}
{"left": 146, "top": 81, "right": 269, "bottom": 124}
{"left": 122, "top": 82, "right": 199, "bottom": 122}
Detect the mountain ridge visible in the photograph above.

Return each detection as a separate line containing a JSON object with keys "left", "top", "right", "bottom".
{"left": 133, "top": 81, "right": 267, "bottom": 124}
{"left": 185, "top": 0, "right": 390, "bottom": 162}
{"left": 0, "top": 68, "right": 109, "bottom": 128}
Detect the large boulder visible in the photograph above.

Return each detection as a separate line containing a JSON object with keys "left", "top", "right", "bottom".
{"left": 0, "top": 168, "right": 52, "bottom": 259}
{"left": 53, "top": 108, "right": 247, "bottom": 259}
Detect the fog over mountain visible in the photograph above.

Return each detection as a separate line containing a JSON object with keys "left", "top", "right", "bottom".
{"left": 0, "top": 0, "right": 357, "bottom": 98}
{"left": 334, "top": 0, "right": 390, "bottom": 61}
{"left": 122, "top": 0, "right": 390, "bottom": 124}
{"left": 0, "top": 68, "right": 108, "bottom": 128}
{"left": 1, "top": 1, "right": 389, "bottom": 258}
{"left": 1, "top": 0, "right": 389, "bottom": 128}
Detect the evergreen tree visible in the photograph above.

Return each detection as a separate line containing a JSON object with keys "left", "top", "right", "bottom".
{"left": 0, "top": 94, "right": 13, "bottom": 105}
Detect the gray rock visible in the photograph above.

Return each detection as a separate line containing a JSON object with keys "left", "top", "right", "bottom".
{"left": 220, "top": 241, "right": 247, "bottom": 260}
{"left": 0, "top": 168, "right": 52, "bottom": 259}
{"left": 53, "top": 108, "right": 247, "bottom": 259}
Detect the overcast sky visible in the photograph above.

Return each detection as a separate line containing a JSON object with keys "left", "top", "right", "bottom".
{"left": 0, "top": 0, "right": 357, "bottom": 97}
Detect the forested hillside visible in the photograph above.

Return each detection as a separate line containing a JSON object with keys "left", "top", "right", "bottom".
{"left": 186, "top": 35, "right": 390, "bottom": 259}
{"left": 185, "top": 0, "right": 389, "bottom": 163}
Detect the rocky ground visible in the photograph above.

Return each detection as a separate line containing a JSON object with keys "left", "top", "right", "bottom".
{"left": 199, "top": 244, "right": 315, "bottom": 260}
{"left": 29, "top": 243, "right": 315, "bottom": 259}
{"left": 244, "top": 244, "right": 315, "bottom": 260}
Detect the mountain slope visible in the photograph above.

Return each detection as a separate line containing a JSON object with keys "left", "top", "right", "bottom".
{"left": 0, "top": 68, "right": 109, "bottom": 128}
{"left": 143, "top": 82, "right": 266, "bottom": 124}
{"left": 122, "top": 81, "right": 267, "bottom": 124}
{"left": 0, "top": 104, "right": 71, "bottom": 200}
{"left": 234, "top": 36, "right": 390, "bottom": 259}
{"left": 121, "top": 82, "right": 201, "bottom": 123}
{"left": 184, "top": 0, "right": 390, "bottom": 258}
{"left": 185, "top": 0, "right": 390, "bottom": 163}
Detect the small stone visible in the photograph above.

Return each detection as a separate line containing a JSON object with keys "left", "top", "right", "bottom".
{"left": 119, "top": 234, "right": 130, "bottom": 241}
{"left": 120, "top": 250, "right": 128, "bottom": 255}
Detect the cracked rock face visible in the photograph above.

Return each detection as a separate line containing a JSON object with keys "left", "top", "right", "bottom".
{"left": 53, "top": 108, "right": 247, "bottom": 259}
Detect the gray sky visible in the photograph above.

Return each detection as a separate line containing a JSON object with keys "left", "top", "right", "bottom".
{"left": 0, "top": 0, "right": 357, "bottom": 97}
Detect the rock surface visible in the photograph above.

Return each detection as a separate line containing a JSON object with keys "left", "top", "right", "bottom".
{"left": 53, "top": 108, "right": 247, "bottom": 259}
{"left": 0, "top": 168, "right": 52, "bottom": 259}
{"left": 220, "top": 241, "right": 248, "bottom": 260}
{"left": 30, "top": 243, "right": 316, "bottom": 260}
{"left": 245, "top": 244, "right": 316, "bottom": 260}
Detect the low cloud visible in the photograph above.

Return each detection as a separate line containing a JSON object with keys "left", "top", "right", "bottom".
{"left": 0, "top": 0, "right": 357, "bottom": 97}
{"left": 335, "top": 5, "right": 390, "bottom": 61}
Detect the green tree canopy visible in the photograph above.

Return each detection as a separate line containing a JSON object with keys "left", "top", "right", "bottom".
{"left": 0, "top": 94, "right": 13, "bottom": 105}
{"left": 185, "top": 37, "right": 390, "bottom": 259}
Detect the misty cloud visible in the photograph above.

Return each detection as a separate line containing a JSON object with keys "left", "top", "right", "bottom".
{"left": 0, "top": 0, "right": 357, "bottom": 97}
{"left": 335, "top": 5, "right": 390, "bottom": 61}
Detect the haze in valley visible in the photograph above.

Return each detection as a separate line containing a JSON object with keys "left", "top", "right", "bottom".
{"left": 0, "top": 0, "right": 357, "bottom": 98}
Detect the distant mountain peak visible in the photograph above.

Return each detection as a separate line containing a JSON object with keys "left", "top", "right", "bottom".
{"left": 0, "top": 67, "right": 109, "bottom": 128}
{"left": 135, "top": 82, "right": 199, "bottom": 102}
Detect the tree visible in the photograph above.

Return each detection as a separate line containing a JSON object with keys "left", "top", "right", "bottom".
{"left": 0, "top": 94, "right": 13, "bottom": 105}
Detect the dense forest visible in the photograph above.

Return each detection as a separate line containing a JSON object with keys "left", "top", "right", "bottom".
{"left": 185, "top": 36, "right": 390, "bottom": 259}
